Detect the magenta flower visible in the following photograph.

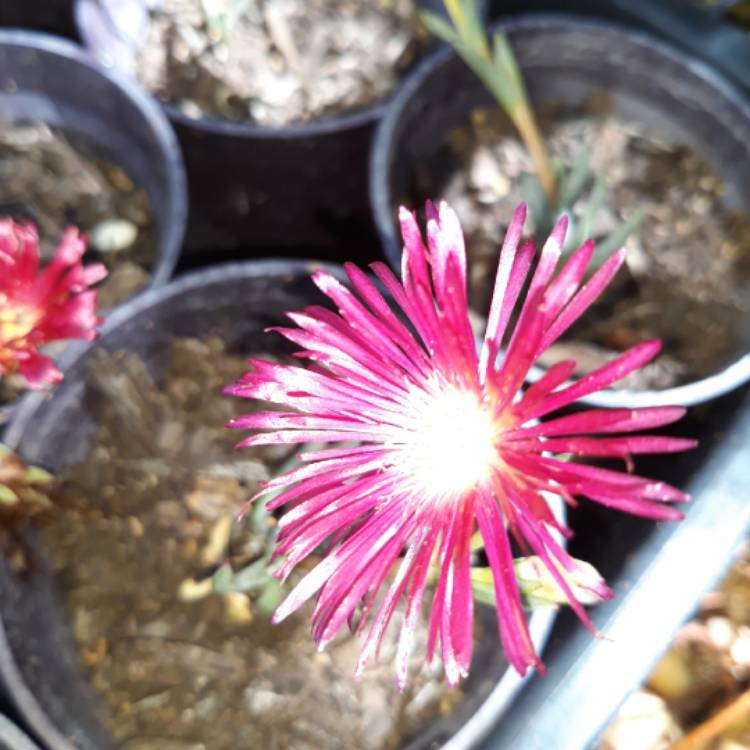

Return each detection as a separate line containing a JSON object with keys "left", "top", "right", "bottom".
{"left": 227, "top": 202, "right": 696, "bottom": 687}
{"left": 0, "top": 220, "right": 107, "bottom": 389}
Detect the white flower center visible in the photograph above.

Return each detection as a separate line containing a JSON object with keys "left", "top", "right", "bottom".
{"left": 398, "top": 383, "right": 497, "bottom": 500}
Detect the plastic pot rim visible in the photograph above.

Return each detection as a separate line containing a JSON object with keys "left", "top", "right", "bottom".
{"left": 4, "top": 258, "right": 560, "bottom": 750}
{"left": 0, "top": 714, "right": 41, "bottom": 750}
{"left": 0, "top": 27, "right": 188, "bottom": 288}
{"left": 369, "top": 13, "right": 750, "bottom": 409}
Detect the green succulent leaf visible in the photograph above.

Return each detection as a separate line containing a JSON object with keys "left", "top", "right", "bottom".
{"left": 212, "top": 557, "right": 280, "bottom": 594}
{"left": 255, "top": 578, "right": 284, "bottom": 616}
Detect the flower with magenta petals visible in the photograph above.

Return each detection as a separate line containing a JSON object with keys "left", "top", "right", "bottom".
{"left": 227, "top": 201, "right": 696, "bottom": 687}
{"left": 0, "top": 220, "right": 107, "bottom": 389}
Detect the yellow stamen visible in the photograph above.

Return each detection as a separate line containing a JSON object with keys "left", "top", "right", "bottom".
{"left": 0, "top": 299, "right": 41, "bottom": 345}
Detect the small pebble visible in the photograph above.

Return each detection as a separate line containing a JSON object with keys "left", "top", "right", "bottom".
{"left": 177, "top": 577, "right": 213, "bottom": 602}
{"left": 598, "top": 691, "right": 682, "bottom": 750}
{"left": 89, "top": 218, "right": 138, "bottom": 253}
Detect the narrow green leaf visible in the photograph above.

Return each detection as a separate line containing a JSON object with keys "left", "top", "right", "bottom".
{"left": 461, "top": 0, "right": 491, "bottom": 59}
{"left": 591, "top": 206, "right": 646, "bottom": 269}
{"left": 557, "top": 146, "right": 591, "bottom": 211}
{"left": 420, "top": 10, "right": 462, "bottom": 47}
{"left": 491, "top": 32, "right": 526, "bottom": 110}
{"left": 443, "top": 0, "right": 465, "bottom": 32}
{"left": 519, "top": 172, "right": 551, "bottom": 235}
{"left": 250, "top": 491, "right": 270, "bottom": 536}
{"left": 574, "top": 174, "right": 608, "bottom": 249}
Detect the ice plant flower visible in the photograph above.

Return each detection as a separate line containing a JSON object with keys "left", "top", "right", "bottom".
{"left": 0, "top": 220, "right": 106, "bottom": 389}
{"left": 227, "top": 201, "right": 696, "bottom": 688}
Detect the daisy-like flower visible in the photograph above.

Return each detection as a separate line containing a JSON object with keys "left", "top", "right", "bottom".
{"left": 0, "top": 220, "right": 107, "bottom": 389}
{"left": 227, "top": 201, "right": 696, "bottom": 688}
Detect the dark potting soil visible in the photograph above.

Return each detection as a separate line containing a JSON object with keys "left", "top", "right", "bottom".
{"left": 0, "top": 122, "right": 157, "bottom": 310}
{"left": 411, "top": 104, "right": 750, "bottom": 389}
{"left": 136, "top": 0, "right": 426, "bottom": 126}
{"left": 40, "top": 337, "right": 462, "bottom": 750}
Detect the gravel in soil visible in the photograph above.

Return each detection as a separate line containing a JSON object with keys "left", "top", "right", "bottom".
{"left": 40, "top": 337, "right": 463, "bottom": 750}
{"left": 136, "top": 0, "right": 426, "bottom": 125}
{"left": 413, "top": 103, "right": 750, "bottom": 389}
{"left": 598, "top": 542, "right": 750, "bottom": 750}
{"left": 0, "top": 121, "right": 157, "bottom": 310}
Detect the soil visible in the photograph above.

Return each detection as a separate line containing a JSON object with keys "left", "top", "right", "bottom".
{"left": 411, "top": 102, "right": 750, "bottom": 390}
{"left": 135, "top": 0, "right": 426, "bottom": 125}
{"left": 40, "top": 336, "right": 465, "bottom": 750}
{"left": 598, "top": 541, "right": 750, "bottom": 750}
{"left": 0, "top": 121, "right": 157, "bottom": 310}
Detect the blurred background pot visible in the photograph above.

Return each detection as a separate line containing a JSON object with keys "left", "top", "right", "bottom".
{"left": 74, "top": 0, "right": 485, "bottom": 263}
{"left": 0, "top": 29, "right": 187, "bottom": 293}
{"left": 0, "top": 29, "right": 187, "bottom": 428}
{"left": 370, "top": 15, "right": 750, "bottom": 408}
{"left": 2, "top": 261, "right": 560, "bottom": 750}
{"left": 484, "top": 0, "right": 750, "bottom": 99}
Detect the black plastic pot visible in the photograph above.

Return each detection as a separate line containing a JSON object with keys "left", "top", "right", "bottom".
{"left": 486, "top": 0, "right": 750, "bottom": 99}
{"left": 0, "top": 29, "right": 187, "bottom": 288}
{"left": 74, "top": 0, "right": 485, "bottom": 260}
{"left": 0, "top": 0, "right": 76, "bottom": 40}
{"left": 2, "top": 261, "right": 559, "bottom": 750}
{"left": 370, "top": 16, "right": 750, "bottom": 408}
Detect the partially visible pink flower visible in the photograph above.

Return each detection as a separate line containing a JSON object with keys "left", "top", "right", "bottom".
{"left": 0, "top": 220, "right": 107, "bottom": 389}
{"left": 227, "top": 201, "right": 696, "bottom": 687}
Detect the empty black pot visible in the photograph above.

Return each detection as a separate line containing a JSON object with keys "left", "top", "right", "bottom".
{"left": 370, "top": 16, "right": 750, "bottom": 408}
{"left": 0, "top": 29, "right": 187, "bottom": 288}
{"left": 74, "top": 0, "right": 485, "bottom": 260}
{"left": 2, "top": 260, "right": 559, "bottom": 750}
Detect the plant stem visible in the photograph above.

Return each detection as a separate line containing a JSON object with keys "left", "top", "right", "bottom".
{"left": 513, "top": 104, "right": 557, "bottom": 206}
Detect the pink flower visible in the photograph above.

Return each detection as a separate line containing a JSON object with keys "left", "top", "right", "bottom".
{"left": 227, "top": 202, "right": 696, "bottom": 687}
{"left": 0, "top": 220, "right": 107, "bottom": 389}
